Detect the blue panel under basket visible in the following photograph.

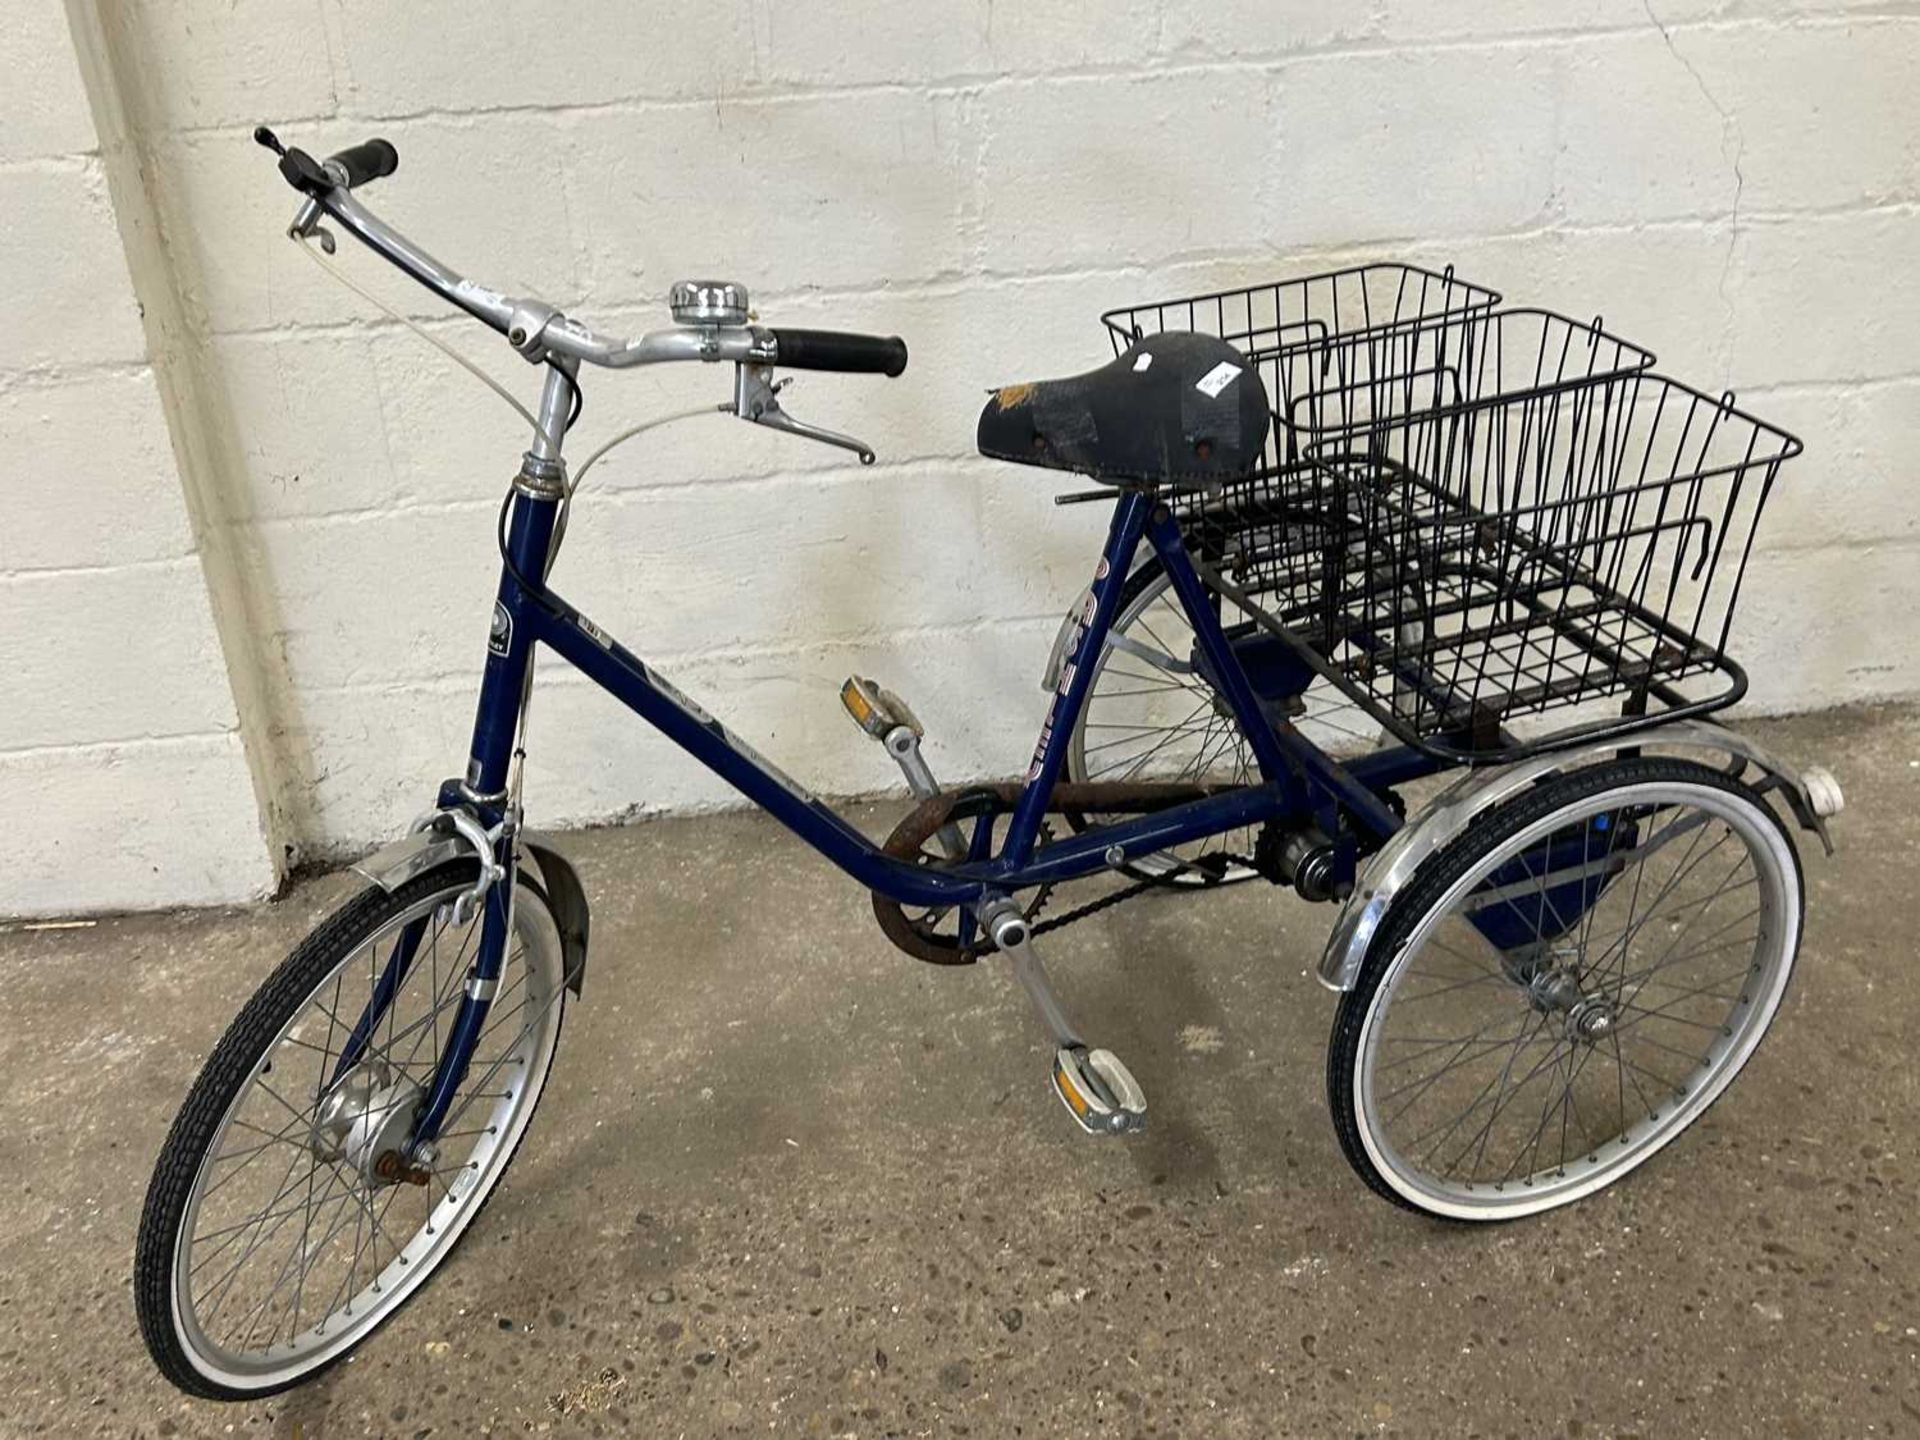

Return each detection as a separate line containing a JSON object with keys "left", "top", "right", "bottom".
{"left": 1464, "top": 813, "right": 1639, "bottom": 954}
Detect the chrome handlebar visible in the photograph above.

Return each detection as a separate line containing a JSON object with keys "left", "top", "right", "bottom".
{"left": 304, "top": 187, "right": 777, "bottom": 372}
{"left": 268, "top": 126, "right": 901, "bottom": 464}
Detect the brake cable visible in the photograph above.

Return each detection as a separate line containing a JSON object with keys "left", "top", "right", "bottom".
{"left": 296, "top": 232, "right": 550, "bottom": 445}
{"left": 295, "top": 229, "right": 725, "bottom": 817}
{"left": 294, "top": 229, "right": 724, "bottom": 556}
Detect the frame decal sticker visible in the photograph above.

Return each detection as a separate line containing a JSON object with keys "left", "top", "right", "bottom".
{"left": 1028, "top": 556, "right": 1112, "bottom": 780}
{"left": 646, "top": 662, "right": 818, "bottom": 804}
{"left": 576, "top": 614, "right": 614, "bottom": 650}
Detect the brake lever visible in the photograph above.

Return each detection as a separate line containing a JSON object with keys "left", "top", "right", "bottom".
{"left": 256, "top": 127, "right": 339, "bottom": 252}
{"left": 733, "top": 364, "right": 875, "bottom": 466}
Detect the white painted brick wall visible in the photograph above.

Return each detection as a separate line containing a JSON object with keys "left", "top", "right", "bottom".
{"left": 0, "top": 3, "right": 274, "bottom": 916}
{"left": 4, "top": 373, "right": 197, "bottom": 569}
{"left": 0, "top": 161, "right": 150, "bottom": 370}
{"left": 7, "top": 0, "right": 1918, "bottom": 908}
{"left": 0, "top": 4, "right": 99, "bottom": 163}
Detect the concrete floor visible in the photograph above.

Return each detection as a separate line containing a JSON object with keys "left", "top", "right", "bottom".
{"left": 2, "top": 705, "right": 1917, "bottom": 1439}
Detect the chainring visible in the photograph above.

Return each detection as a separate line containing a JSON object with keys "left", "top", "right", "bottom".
{"left": 871, "top": 780, "right": 1233, "bottom": 964}
{"left": 870, "top": 787, "right": 1048, "bottom": 965}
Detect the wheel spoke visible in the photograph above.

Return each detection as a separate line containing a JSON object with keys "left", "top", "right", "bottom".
{"left": 1433, "top": 1019, "right": 1561, "bottom": 1178}
{"left": 1354, "top": 768, "right": 1795, "bottom": 1208}
{"left": 1390, "top": 967, "right": 1512, "bottom": 1005}
{"left": 1066, "top": 564, "right": 1346, "bottom": 884}
{"left": 159, "top": 873, "right": 565, "bottom": 1384}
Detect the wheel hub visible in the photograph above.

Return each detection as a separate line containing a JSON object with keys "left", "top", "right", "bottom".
{"left": 1520, "top": 964, "right": 1617, "bottom": 1044}
{"left": 1565, "top": 997, "right": 1617, "bottom": 1044}
{"left": 310, "top": 1060, "right": 385, "bottom": 1161}
{"left": 311, "top": 1061, "right": 426, "bottom": 1185}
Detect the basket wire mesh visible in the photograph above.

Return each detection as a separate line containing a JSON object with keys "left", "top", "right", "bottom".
{"left": 1102, "top": 263, "right": 1801, "bottom": 759}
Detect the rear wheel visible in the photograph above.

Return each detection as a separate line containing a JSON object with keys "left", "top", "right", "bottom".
{"left": 1063, "top": 557, "right": 1381, "bottom": 885}
{"left": 1328, "top": 757, "right": 1802, "bottom": 1220}
{"left": 135, "top": 860, "right": 567, "bottom": 1398}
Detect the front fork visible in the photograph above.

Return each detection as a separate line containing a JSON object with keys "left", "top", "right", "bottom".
{"left": 327, "top": 815, "right": 523, "bottom": 1176}
{"left": 340, "top": 402, "right": 569, "bottom": 1163}
{"left": 402, "top": 533, "right": 554, "bottom": 1154}
{"left": 332, "top": 810, "right": 518, "bottom": 1176}
{"left": 409, "top": 854, "right": 518, "bottom": 1146}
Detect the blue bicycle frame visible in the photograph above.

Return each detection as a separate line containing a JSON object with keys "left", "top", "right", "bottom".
{"left": 396, "top": 400, "right": 1450, "bottom": 1144}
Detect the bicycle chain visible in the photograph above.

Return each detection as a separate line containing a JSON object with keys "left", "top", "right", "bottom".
{"left": 872, "top": 780, "right": 1259, "bottom": 964}
{"left": 1026, "top": 844, "right": 1260, "bottom": 940}
{"left": 1025, "top": 872, "right": 1162, "bottom": 938}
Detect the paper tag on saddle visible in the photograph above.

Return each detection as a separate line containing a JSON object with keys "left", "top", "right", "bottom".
{"left": 1194, "top": 360, "right": 1243, "bottom": 398}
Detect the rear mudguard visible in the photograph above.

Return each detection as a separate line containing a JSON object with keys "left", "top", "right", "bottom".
{"left": 351, "top": 827, "right": 591, "bottom": 996}
{"left": 1316, "top": 720, "right": 1841, "bottom": 992}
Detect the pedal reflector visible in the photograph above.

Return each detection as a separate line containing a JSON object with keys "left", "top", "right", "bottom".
{"left": 1051, "top": 1046, "right": 1146, "bottom": 1135}
{"left": 839, "top": 675, "right": 922, "bottom": 740}
{"left": 840, "top": 676, "right": 887, "bottom": 736}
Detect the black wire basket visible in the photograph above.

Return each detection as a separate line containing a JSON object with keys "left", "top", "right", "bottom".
{"left": 1100, "top": 262, "right": 1500, "bottom": 356}
{"left": 1101, "top": 265, "right": 1802, "bottom": 760}
{"left": 1104, "top": 262, "right": 1500, "bottom": 467}
{"left": 1271, "top": 307, "right": 1656, "bottom": 455}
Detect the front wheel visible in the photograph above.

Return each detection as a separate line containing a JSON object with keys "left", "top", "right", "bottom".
{"left": 1328, "top": 757, "right": 1803, "bottom": 1221}
{"left": 135, "top": 860, "right": 567, "bottom": 1399}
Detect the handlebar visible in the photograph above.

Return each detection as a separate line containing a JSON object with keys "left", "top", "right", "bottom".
{"left": 764, "top": 329, "right": 909, "bottom": 378}
{"left": 256, "top": 127, "right": 908, "bottom": 379}
{"left": 325, "top": 138, "right": 400, "bottom": 190}
{"left": 260, "top": 127, "right": 399, "bottom": 196}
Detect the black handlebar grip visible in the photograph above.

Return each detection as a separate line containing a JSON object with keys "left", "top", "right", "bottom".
{"left": 324, "top": 138, "right": 400, "bottom": 190}
{"left": 767, "top": 328, "right": 909, "bottom": 378}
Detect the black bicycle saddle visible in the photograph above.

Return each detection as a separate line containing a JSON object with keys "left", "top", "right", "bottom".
{"left": 977, "top": 331, "right": 1271, "bottom": 488}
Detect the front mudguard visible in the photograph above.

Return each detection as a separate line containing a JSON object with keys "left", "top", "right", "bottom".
{"left": 351, "top": 826, "right": 591, "bottom": 996}
{"left": 1316, "top": 720, "right": 1842, "bottom": 992}
{"left": 522, "top": 838, "right": 590, "bottom": 996}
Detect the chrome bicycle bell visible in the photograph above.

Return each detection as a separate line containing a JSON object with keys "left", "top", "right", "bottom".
{"left": 669, "top": 279, "right": 750, "bottom": 327}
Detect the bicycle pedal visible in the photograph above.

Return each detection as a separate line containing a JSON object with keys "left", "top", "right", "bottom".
{"left": 1051, "top": 1046, "right": 1147, "bottom": 1136}
{"left": 840, "top": 675, "right": 922, "bottom": 741}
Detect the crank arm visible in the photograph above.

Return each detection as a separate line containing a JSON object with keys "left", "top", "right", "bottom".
{"left": 735, "top": 363, "right": 875, "bottom": 465}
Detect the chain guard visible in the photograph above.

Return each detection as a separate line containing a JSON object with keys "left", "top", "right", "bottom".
{"left": 871, "top": 780, "right": 1234, "bottom": 965}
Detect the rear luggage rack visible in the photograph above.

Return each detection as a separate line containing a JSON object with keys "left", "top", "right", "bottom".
{"left": 1102, "top": 264, "right": 1801, "bottom": 761}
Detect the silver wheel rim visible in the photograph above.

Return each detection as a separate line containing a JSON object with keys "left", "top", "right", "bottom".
{"left": 1353, "top": 779, "right": 1798, "bottom": 1219}
{"left": 1066, "top": 565, "right": 1382, "bottom": 883}
{"left": 169, "top": 880, "right": 564, "bottom": 1389}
